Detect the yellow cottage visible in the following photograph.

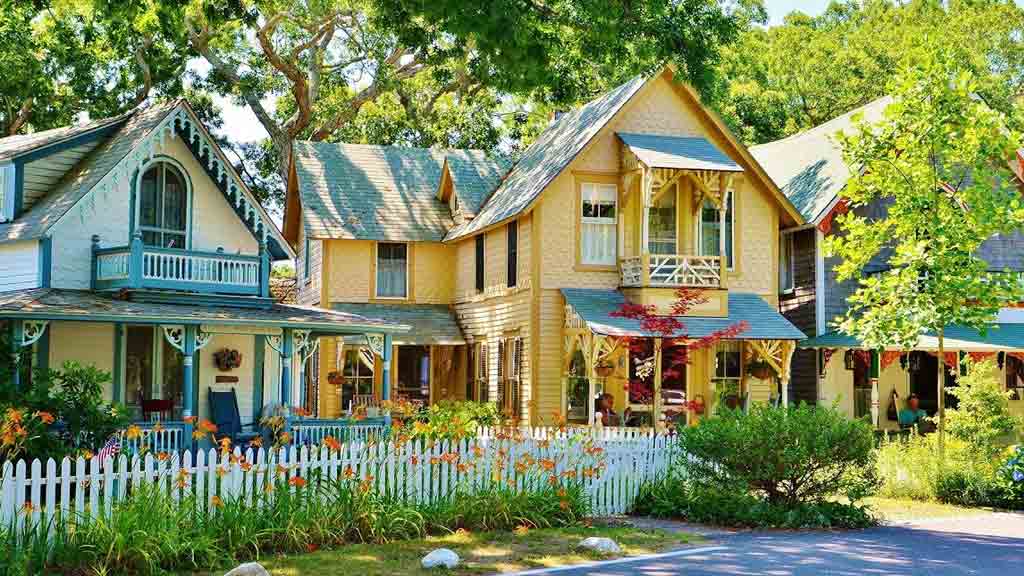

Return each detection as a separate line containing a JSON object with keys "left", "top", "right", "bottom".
{"left": 283, "top": 66, "right": 807, "bottom": 427}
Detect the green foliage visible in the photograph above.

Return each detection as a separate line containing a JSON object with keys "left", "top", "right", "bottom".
{"left": 875, "top": 433, "right": 1022, "bottom": 509}
{"left": 827, "top": 45, "right": 1024, "bottom": 350}
{"left": 1, "top": 469, "right": 587, "bottom": 575}
{"left": 999, "top": 446, "right": 1024, "bottom": 507}
{"left": 635, "top": 474, "right": 876, "bottom": 529}
{"left": 946, "top": 360, "right": 1022, "bottom": 457}
{"left": 411, "top": 401, "right": 501, "bottom": 440}
{"left": 0, "top": 361, "right": 128, "bottom": 461}
{"left": 714, "top": 0, "right": 1024, "bottom": 144}
{"left": 676, "top": 403, "right": 878, "bottom": 506}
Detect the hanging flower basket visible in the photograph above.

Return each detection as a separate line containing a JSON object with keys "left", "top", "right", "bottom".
{"left": 595, "top": 362, "right": 615, "bottom": 378}
{"left": 327, "top": 371, "right": 345, "bottom": 386}
{"left": 213, "top": 348, "right": 242, "bottom": 372}
{"left": 747, "top": 361, "right": 775, "bottom": 380}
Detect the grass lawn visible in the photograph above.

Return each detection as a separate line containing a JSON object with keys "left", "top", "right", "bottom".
{"left": 862, "top": 496, "right": 994, "bottom": 522}
{"left": 189, "top": 525, "right": 701, "bottom": 575}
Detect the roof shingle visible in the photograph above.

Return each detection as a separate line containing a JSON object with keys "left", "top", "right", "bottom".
{"left": 330, "top": 302, "right": 464, "bottom": 345}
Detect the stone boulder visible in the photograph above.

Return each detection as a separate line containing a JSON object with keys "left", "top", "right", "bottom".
{"left": 421, "top": 548, "right": 461, "bottom": 569}
{"left": 224, "top": 563, "right": 270, "bottom": 576}
{"left": 577, "top": 536, "right": 622, "bottom": 555}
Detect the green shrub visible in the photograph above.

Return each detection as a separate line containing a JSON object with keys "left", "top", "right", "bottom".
{"left": 635, "top": 474, "right": 875, "bottom": 529}
{"left": 998, "top": 446, "right": 1024, "bottom": 508}
{"left": 395, "top": 400, "right": 501, "bottom": 440}
{"left": 676, "top": 402, "right": 878, "bottom": 505}
{"left": 946, "top": 359, "right": 1022, "bottom": 457}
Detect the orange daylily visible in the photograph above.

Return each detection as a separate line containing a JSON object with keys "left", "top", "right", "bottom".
{"left": 124, "top": 425, "right": 142, "bottom": 440}
{"left": 211, "top": 495, "right": 224, "bottom": 509}
{"left": 34, "top": 411, "right": 54, "bottom": 425}
{"left": 288, "top": 476, "right": 307, "bottom": 488}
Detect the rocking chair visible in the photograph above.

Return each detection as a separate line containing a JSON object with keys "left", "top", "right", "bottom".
{"left": 207, "top": 388, "right": 261, "bottom": 446}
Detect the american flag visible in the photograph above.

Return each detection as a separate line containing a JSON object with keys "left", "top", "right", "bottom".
{"left": 97, "top": 434, "right": 121, "bottom": 465}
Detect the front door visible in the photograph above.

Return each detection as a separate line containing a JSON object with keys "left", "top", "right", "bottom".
{"left": 396, "top": 345, "right": 430, "bottom": 406}
{"left": 908, "top": 352, "right": 958, "bottom": 415}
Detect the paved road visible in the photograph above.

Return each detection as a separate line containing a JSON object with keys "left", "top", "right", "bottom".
{"left": 513, "top": 512, "right": 1024, "bottom": 576}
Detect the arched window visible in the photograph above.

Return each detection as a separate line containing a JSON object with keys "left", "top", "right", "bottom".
{"left": 138, "top": 162, "right": 188, "bottom": 248}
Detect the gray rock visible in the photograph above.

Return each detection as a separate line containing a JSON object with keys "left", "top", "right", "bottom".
{"left": 578, "top": 536, "right": 622, "bottom": 555}
{"left": 421, "top": 548, "right": 460, "bottom": 569}
{"left": 224, "top": 563, "right": 270, "bottom": 576}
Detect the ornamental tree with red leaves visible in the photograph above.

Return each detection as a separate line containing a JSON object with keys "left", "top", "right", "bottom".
{"left": 610, "top": 288, "right": 748, "bottom": 417}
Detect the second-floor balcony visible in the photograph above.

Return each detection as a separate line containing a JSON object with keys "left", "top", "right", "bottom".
{"left": 92, "top": 232, "right": 270, "bottom": 298}
{"left": 619, "top": 254, "right": 723, "bottom": 289}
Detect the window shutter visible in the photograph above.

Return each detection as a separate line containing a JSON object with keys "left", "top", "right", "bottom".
{"left": 475, "top": 235, "right": 485, "bottom": 292}
{"left": 511, "top": 337, "right": 523, "bottom": 420}
{"left": 0, "top": 165, "right": 11, "bottom": 223}
{"left": 506, "top": 222, "right": 518, "bottom": 288}
{"left": 466, "top": 344, "right": 475, "bottom": 400}
{"left": 496, "top": 340, "right": 506, "bottom": 410}
{"left": 479, "top": 342, "right": 488, "bottom": 401}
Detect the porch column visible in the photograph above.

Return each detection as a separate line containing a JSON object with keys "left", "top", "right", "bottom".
{"left": 869, "top": 349, "right": 880, "bottom": 427}
{"left": 9, "top": 320, "right": 22, "bottom": 389}
{"left": 640, "top": 167, "right": 650, "bottom": 255}
{"left": 259, "top": 238, "right": 270, "bottom": 298}
{"left": 182, "top": 325, "right": 197, "bottom": 443}
{"left": 280, "top": 328, "right": 294, "bottom": 407}
{"left": 381, "top": 333, "right": 393, "bottom": 401}
{"left": 653, "top": 338, "right": 663, "bottom": 429}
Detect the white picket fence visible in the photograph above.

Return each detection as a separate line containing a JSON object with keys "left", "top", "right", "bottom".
{"left": 1, "top": 429, "right": 676, "bottom": 535}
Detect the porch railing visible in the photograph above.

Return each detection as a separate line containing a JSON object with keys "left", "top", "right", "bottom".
{"left": 119, "top": 421, "right": 187, "bottom": 454}
{"left": 92, "top": 233, "right": 270, "bottom": 297}
{"left": 290, "top": 418, "right": 390, "bottom": 446}
{"left": 619, "top": 253, "right": 722, "bottom": 288}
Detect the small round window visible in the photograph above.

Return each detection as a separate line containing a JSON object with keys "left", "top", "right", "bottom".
{"left": 138, "top": 162, "right": 187, "bottom": 248}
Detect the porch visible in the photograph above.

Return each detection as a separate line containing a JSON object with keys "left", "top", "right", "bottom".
{"left": 559, "top": 288, "right": 805, "bottom": 428}
{"left": 614, "top": 133, "right": 743, "bottom": 290}
{"left": 1, "top": 288, "right": 408, "bottom": 453}
{"left": 802, "top": 321, "right": 1024, "bottom": 433}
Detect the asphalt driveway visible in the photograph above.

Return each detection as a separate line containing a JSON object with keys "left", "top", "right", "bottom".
{"left": 509, "top": 512, "right": 1024, "bottom": 576}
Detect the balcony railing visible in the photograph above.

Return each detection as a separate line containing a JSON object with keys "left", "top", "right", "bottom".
{"left": 619, "top": 254, "right": 722, "bottom": 288}
{"left": 93, "top": 233, "right": 270, "bottom": 297}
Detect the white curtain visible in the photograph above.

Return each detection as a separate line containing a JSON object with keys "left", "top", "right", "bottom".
{"left": 580, "top": 183, "right": 617, "bottom": 265}
{"left": 376, "top": 244, "right": 407, "bottom": 297}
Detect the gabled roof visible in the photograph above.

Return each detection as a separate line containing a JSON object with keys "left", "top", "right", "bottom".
{"left": 750, "top": 96, "right": 892, "bottom": 223}
{"left": 617, "top": 133, "right": 742, "bottom": 172}
{"left": 443, "top": 151, "right": 510, "bottom": 216}
{"left": 0, "top": 101, "right": 179, "bottom": 243}
{"left": 561, "top": 288, "right": 806, "bottom": 340}
{"left": 292, "top": 142, "right": 456, "bottom": 242}
{"left": 0, "top": 100, "right": 293, "bottom": 259}
{"left": 0, "top": 113, "right": 132, "bottom": 162}
{"left": 444, "top": 75, "right": 648, "bottom": 242}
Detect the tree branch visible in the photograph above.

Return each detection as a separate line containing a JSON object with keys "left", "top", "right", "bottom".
{"left": 7, "top": 97, "right": 33, "bottom": 135}
{"left": 131, "top": 35, "right": 155, "bottom": 107}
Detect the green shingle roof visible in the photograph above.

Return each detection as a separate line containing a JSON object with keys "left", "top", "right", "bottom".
{"left": 292, "top": 142, "right": 507, "bottom": 242}
{"left": 617, "top": 133, "right": 742, "bottom": 172}
{"left": 444, "top": 152, "right": 510, "bottom": 216}
{"left": 445, "top": 75, "right": 648, "bottom": 241}
{"left": 561, "top": 288, "right": 805, "bottom": 340}
{"left": 801, "top": 323, "right": 1024, "bottom": 351}
{"left": 0, "top": 101, "right": 178, "bottom": 243}
{"left": 330, "top": 303, "right": 464, "bottom": 345}
{"left": 0, "top": 113, "right": 132, "bottom": 162}
{"left": 0, "top": 288, "right": 408, "bottom": 334}
{"left": 749, "top": 96, "right": 891, "bottom": 223}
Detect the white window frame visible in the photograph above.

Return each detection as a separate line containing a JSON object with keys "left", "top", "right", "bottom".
{"left": 695, "top": 188, "right": 735, "bottom": 270}
{"left": 375, "top": 241, "right": 409, "bottom": 299}
{"left": 0, "top": 163, "right": 14, "bottom": 223}
{"left": 780, "top": 232, "right": 795, "bottom": 294}
{"left": 134, "top": 157, "right": 192, "bottom": 249}
{"left": 122, "top": 325, "right": 184, "bottom": 419}
{"left": 580, "top": 182, "right": 618, "bottom": 266}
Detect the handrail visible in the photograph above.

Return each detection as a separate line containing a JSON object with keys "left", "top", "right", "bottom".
{"left": 619, "top": 253, "right": 722, "bottom": 288}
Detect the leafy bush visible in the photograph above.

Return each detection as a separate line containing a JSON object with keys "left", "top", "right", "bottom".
{"left": 677, "top": 402, "right": 878, "bottom": 505}
{"left": 946, "top": 359, "right": 1021, "bottom": 457}
{"left": 0, "top": 361, "right": 128, "bottom": 461}
{"left": 635, "top": 474, "right": 875, "bottom": 529}
{"left": 998, "top": 446, "right": 1024, "bottom": 508}
{"left": 390, "top": 400, "right": 500, "bottom": 440}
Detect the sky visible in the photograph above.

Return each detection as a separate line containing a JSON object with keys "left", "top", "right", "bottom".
{"left": 209, "top": 0, "right": 835, "bottom": 146}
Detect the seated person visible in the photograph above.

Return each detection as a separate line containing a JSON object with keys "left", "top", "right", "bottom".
{"left": 898, "top": 393, "right": 929, "bottom": 429}
{"left": 597, "top": 393, "right": 622, "bottom": 426}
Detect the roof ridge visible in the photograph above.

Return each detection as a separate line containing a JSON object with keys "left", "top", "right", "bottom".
{"left": 297, "top": 140, "right": 491, "bottom": 155}
{"left": 752, "top": 95, "right": 892, "bottom": 150}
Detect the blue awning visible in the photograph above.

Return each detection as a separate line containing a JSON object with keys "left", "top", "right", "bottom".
{"left": 561, "top": 288, "right": 805, "bottom": 340}
{"left": 617, "top": 133, "right": 743, "bottom": 172}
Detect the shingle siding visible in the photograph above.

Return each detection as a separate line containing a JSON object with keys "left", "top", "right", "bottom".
{"left": 780, "top": 228, "right": 817, "bottom": 405}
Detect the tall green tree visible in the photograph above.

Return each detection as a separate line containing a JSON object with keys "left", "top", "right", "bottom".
{"left": 827, "top": 45, "right": 1024, "bottom": 455}
{"left": 0, "top": 0, "right": 191, "bottom": 135}
{"left": 183, "top": 0, "right": 762, "bottom": 208}
{"left": 714, "top": 0, "right": 1024, "bottom": 144}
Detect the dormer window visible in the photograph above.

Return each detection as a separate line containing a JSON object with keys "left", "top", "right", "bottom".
{"left": 138, "top": 161, "right": 189, "bottom": 248}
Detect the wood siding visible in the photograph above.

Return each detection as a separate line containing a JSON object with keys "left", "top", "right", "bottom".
{"left": 780, "top": 228, "right": 817, "bottom": 405}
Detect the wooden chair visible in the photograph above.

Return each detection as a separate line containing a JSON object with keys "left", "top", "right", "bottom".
{"left": 208, "top": 388, "right": 261, "bottom": 445}
{"left": 354, "top": 394, "right": 379, "bottom": 408}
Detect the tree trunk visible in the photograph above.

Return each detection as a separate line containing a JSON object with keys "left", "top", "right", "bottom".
{"left": 276, "top": 135, "right": 293, "bottom": 190}
{"left": 937, "top": 326, "right": 945, "bottom": 460}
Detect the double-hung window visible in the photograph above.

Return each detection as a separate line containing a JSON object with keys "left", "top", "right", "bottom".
{"left": 475, "top": 235, "right": 485, "bottom": 292}
{"left": 138, "top": 162, "right": 188, "bottom": 248}
{"left": 376, "top": 242, "right": 408, "bottom": 298}
{"left": 506, "top": 222, "right": 518, "bottom": 287}
{"left": 698, "top": 190, "right": 734, "bottom": 269}
{"left": 342, "top": 347, "right": 375, "bottom": 410}
{"left": 580, "top": 182, "right": 617, "bottom": 265}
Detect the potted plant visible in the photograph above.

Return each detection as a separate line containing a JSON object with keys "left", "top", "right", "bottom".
{"left": 327, "top": 371, "right": 345, "bottom": 386}
{"left": 595, "top": 360, "right": 615, "bottom": 378}
{"left": 747, "top": 360, "right": 775, "bottom": 380}
{"left": 716, "top": 381, "right": 741, "bottom": 411}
